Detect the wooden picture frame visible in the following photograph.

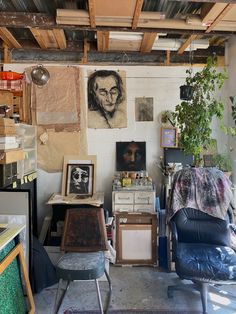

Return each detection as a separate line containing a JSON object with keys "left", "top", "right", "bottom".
{"left": 115, "top": 212, "right": 157, "bottom": 265}
{"left": 65, "top": 163, "right": 94, "bottom": 197}
{"left": 0, "top": 243, "right": 35, "bottom": 313}
{"left": 61, "top": 207, "right": 108, "bottom": 252}
{"left": 161, "top": 127, "right": 178, "bottom": 148}
{"left": 61, "top": 155, "right": 97, "bottom": 196}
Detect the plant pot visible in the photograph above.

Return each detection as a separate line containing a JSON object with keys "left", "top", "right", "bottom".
{"left": 180, "top": 85, "right": 193, "bottom": 100}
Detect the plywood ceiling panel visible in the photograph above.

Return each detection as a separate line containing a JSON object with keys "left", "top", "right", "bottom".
{"left": 94, "top": 0, "right": 137, "bottom": 17}
{"left": 221, "top": 4, "right": 236, "bottom": 21}
{"left": 109, "top": 38, "right": 141, "bottom": 51}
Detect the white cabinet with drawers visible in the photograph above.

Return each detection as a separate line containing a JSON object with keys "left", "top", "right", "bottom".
{"left": 112, "top": 189, "right": 156, "bottom": 213}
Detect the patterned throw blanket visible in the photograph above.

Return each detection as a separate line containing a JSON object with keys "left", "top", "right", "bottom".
{"left": 168, "top": 167, "right": 233, "bottom": 220}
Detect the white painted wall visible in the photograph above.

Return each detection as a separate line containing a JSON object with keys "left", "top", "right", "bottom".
{"left": 4, "top": 63, "right": 229, "bottom": 232}
{"left": 225, "top": 36, "right": 236, "bottom": 187}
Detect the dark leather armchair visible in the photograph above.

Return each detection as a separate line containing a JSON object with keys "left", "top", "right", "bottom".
{"left": 167, "top": 167, "right": 236, "bottom": 314}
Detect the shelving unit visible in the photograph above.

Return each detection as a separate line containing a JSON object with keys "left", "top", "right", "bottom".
{"left": 16, "top": 124, "right": 37, "bottom": 179}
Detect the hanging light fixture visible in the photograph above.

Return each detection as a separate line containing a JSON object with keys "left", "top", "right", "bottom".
{"left": 180, "top": 40, "right": 194, "bottom": 101}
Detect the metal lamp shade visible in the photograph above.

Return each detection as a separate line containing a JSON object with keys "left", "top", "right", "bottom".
{"left": 31, "top": 65, "right": 50, "bottom": 86}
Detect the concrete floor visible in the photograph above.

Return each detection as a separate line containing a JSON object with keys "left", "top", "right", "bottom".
{"left": 34, "top": 265, "right": 236, "bottom": 314}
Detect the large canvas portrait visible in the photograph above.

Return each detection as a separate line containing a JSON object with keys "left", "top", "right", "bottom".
{"left": 116, "top": 141, "right": 146, "bottom": 171}
{"left": 87, "top": 70, "right": 127, "bottom": 129}
{"left": 66, "top": 164, "right": 94, "bottom": 197}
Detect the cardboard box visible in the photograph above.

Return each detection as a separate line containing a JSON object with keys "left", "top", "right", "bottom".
{"left": 0, "top": 126, "right": 16, "bottom": 136}
{"left": 0, "top": 118, "right": 15, "bottom": 126}
{"left": 0, "top": 149, "right": 24, "bottom": 164}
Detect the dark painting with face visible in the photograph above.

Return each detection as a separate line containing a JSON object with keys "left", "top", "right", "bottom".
{"left": 66, "top": 164, "right": 94, "bottom": 196}
{"left": 116, "top": 142, "right": 146, "bottom": 171}
{"left": 87, "top": 70, "right": 127, "bottom": 129}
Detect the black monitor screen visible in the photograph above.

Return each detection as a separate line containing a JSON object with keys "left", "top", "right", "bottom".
{"left": 163, "top": 147, "right": 194, "bottom": 166}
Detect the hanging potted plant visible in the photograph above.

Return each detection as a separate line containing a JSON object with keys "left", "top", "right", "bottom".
{"left": 174, "top": 55, "right": 227, "bottom": 162}
{"left": 180, "top": 81, "right": 193, "bottom": 101}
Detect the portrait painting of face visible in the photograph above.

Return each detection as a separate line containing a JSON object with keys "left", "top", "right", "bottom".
{"left": 135, "top": 97, "right": 154, "bottom": 122}
{"left": 87, "top": 70, "right": 127, "bottom": 129}
{"left": 116, "top": 142, "right": 146, "bottom": 171}
{"left": 66, "top": 164, "right": 94, "bottom": 196}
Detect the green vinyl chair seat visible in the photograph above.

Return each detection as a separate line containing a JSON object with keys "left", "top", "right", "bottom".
{"left": 56, "top": 251, "right": 105, "bottom": 281}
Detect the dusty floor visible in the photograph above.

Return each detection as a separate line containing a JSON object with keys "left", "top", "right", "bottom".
{"left": 34, "top": 265, "right": 236, "bottom": 314}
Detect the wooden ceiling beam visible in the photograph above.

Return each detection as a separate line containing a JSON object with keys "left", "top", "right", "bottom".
{"left": 201, "top": 3, "right": 228, "bottom": 26}
{"left": 0, "top": 12, "right": 234, "bottom": 36}
{"left": 164, "top": 50, "right": 170, "bottom": 66}
{"left": 88, "top": 0, "right": 96, "bottom": 28}
{"left": 205, "top": 3, "right": 234, "bottom": 33}
{"left": 168, "top": 0, "right": 236, "bottom": 3}
{"left": 97, "top": 30, "right": 109, "bottom": 51}
{"left": 132, "top": 0, "right": 144, "bottom": 29}
{"left": 177, "top": 34, "right": 198, "bottom": 54}
{"left": 9, "top": 46, "right": 224, "bottom": 64}
{"left": 140, "top": 32, "right": 157, "bottom": 53}
{"left": 81, "top": 38, "right": 90, "bottom": 64}
{"left": 2, "top": 43, "right": 12, "bottom": 63}
{"left": 52, "top": 29, "right": 67, "bottom": 49}
{"left": 0, "top": 27, "right": 22, "bottom": 49}
{"left": 30, "top": 28, "right": 47, "bottom": 49}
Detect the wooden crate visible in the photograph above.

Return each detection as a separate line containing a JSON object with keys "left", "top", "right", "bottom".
{"left": 0, "top": 118, "right": 15, "bottom": 126}
{"left": 0, "top": 149, "right": 24, "bottom": 164}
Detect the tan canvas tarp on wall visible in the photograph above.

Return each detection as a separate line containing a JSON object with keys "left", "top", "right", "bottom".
{"left": 31, "top": 66, "right": 80, "bottom": 132}
{"left": 34, "top": 67, "right": 88, "bottom": 172}
{"left": 37, "top": 127, "right": 88, "bottom": 172}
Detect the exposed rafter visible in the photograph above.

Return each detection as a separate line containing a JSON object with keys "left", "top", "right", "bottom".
{"left": 0, "top": 27, "right": 22, "bottom": 48}
{"left": 177, "top": 34, "right": 198, "bottom": 54}
{"left": 0, "top": 12, "right": 234, "bottom": 37}
{"left": 0, "top": 0, "right": 232, "bottom": 65}
{"left": 201, "top": 3, "right": 228, "bottom": 26}
{"left": 88, "top": 0, "right": 96, "bottom": 28}
{"left": 132, "top": 0, "right": 144, "bottom": 29}
{"left": 168, "top": 0, "right": 236, "bottom": 3}
{"left": 3, "top": 43, "right": 12, "bottom": 63}
{"left": 140, "top": 32, "right": 157, "bottom": 53}
{"left": 97, "top": 30, "right": 109, "bottom": 51}
{"left": 52, "top": 29, "right": 67, "bottom": 49}
{"left": 30, "top": 28, "right": 47, "bottom": 49}
{"left": 205, "top": 3, "right": 234, "bottom": 33}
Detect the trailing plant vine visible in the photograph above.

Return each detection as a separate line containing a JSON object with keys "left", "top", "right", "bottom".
{"left": 174, "top": 55, "right": 228, "bottom": 159}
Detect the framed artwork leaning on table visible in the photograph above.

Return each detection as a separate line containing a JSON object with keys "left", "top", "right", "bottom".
{"left": 65, "top": 163, "right": 94, "bottom": 197}
{"left": 61, "top": 155, "right": 97, "bottom": 196}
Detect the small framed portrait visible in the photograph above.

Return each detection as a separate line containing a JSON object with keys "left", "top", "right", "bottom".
{"left": 66, "top": 164, "right": 94, "bottom": 197}
{"left": 161, "top": 127, "right": 178, "bottom": 148}
{"left": 116, "top": 141, "right": 146, "bottom": 171}
{"left": 135, "top": 97, "right": 154, "bottom": 122}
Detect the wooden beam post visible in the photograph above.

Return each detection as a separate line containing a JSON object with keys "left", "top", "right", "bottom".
{"left": 132, "top": 0, "right": 144, "bottom": 29}
{"left": 140, "top": 32, "right": 157, "bottom": 53}
{"left": 164, "top": 50, "right": 170, "bottom": 65}
{"left": 88, "top": 0, "right": 96, "bottom": 28}
{"left": 177, "top": 34, "right": 198, "bottom": 54}
{"left": 81, "top": 38, "right": 90, "bottom": 64}
{"left": 3, "top": 43, "right": 11, "bottom": 63}
{"left": 97, "top": 30, "right": 109, "bottom": 51}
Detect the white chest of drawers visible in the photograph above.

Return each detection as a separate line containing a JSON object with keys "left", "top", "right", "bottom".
{"left": 112, "top": 189, "right": 156, "bottom": 213}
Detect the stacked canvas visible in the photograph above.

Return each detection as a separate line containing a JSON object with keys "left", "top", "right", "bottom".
{"left": 0, "top": 136, "right": 19, "bottom": 150}
{"left": 0, "top": 118, "right": 24, "bottom": 164}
